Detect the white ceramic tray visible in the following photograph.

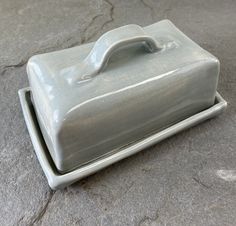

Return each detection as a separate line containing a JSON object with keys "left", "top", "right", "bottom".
{"left": 19, "top": 87, "right": 227, "bottom": 189}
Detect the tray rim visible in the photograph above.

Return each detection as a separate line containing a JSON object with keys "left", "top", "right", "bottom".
{"left": 18, "top": 87, "right": 227, "bottom": 189}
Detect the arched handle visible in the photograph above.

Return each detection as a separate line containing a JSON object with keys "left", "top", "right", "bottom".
{"left": 67, "top": 24, "right": 162, "bottom": 84}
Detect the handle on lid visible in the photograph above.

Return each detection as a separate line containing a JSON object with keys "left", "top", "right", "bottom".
{"left": 67, "top": 24, "right": 162, "bottom": 84}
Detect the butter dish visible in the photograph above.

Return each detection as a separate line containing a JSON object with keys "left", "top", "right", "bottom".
{"left": 19, "top": 20, "right": 227, "bottom": 189}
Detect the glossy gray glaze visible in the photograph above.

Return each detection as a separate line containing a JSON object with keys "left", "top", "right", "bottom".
{"left": 27, "top": 20, "right": 220, "bottom": 173}
{"left": 65, "top": 24, "right": 162, "bottom": 84}
{"left": 18, "top": 88, "right": 226, "bottom": 189}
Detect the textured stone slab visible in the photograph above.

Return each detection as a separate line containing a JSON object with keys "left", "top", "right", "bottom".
{"left": 0, "top": 0, "right": 236, "bottom": 225}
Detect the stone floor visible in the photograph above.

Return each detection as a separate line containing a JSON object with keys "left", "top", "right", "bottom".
{"left": 1, "top": 0, "right": 236, "bottom": 225}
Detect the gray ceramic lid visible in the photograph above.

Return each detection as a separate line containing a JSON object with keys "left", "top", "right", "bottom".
{"left": 27, "top": 20, "right": 219, "bottom": 172}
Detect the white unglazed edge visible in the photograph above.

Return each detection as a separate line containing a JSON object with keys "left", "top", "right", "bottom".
{"left": 18, "top": 88, "right": 227, "bottom": 189}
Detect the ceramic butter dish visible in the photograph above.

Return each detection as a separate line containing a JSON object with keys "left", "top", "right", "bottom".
{"left": 19, "top": 20, "right": 227, "bottom": 189}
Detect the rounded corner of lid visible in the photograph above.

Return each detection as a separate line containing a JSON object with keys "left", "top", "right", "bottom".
{"left": 27, "top": 55, "right": 38, "bottom": 68}
{"left": 213, "top": 56, "right": 220, "bottom": 66}
{"left": 160, "top": 19, "right": 173, "bottom": 24}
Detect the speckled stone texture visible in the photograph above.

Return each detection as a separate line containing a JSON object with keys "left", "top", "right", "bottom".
{"left": 0, "top": 0, "right": 236, "bottom": 225}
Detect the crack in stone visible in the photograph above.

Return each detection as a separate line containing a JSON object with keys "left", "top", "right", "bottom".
{"left": 140, "top": 0, "right": 155, "bottom": 20}
{"left": 80, "top": 13, "right": 103, "bottom": 44}
{"left": 0, "top": 8, "right": 114, "bottom": 77}
{"left": 0, "top": 38, "right": 80, "bottom": 76}
{"left": 101, "top": 0, "right": 114, "bottom": 30}
{"left": 0, "top": 0, "right": 118, "bottom": 77}
{"left": 138, "top": 210, "right": 159, "bottom": 226}
{"left": 193, "top": 176, "right": 212, "bottom": 189}
{"left": 80, "top": 1, "right": 116, "bottom": 43}
{"left": 28, "top": 190, "right": 55, "bottom": 226}
{"left": 1, "top": 60, "right": 28, "bottom": 76}
{"left": 4, "top": 38, "right": 80, "bottom": 71}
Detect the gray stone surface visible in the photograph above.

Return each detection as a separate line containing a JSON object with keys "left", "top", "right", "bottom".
{"left": 0, "top": 0, "right": 236, "bottom": 225}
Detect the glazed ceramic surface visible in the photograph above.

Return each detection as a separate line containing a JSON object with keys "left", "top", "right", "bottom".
{"left": 18, "top": 89, "right": 226, "bottom": 189}
{"left": 27, "top": 20, "right": 220, "bottom": 173}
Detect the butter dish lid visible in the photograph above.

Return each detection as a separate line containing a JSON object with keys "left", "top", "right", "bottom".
{"left": 26, "top": 19, "right": 219, "bottom": 172}
{"left": 27, "top": 19, "right": 215, "bottom": 132}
